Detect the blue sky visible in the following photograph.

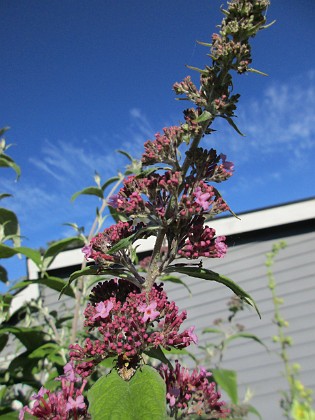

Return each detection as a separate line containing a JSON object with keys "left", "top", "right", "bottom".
{"left": 1, "top": 0, "right": 315, "bottom": 286}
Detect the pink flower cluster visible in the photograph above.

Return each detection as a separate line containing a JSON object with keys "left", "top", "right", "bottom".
{"left": 69, "top": 280, "right": 197, "bottom": 378}
{"left": 19, "top": 363, "right": 88, "bottom": 420}
{"left": 82, "top": 220, "right": 137, "bottom": 266}
{"left": 159, "top": 361, "right": 229, "bottom": 418}
{"left": 178, "top": 216, "right": 227, "bottom": 259}
{"left": 142, "top": 126, "right": 183, "bottom": 167}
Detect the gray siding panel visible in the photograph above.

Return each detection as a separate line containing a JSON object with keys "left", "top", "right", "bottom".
{"left": 165, "top": 229, "right": 315, "bottom": 419}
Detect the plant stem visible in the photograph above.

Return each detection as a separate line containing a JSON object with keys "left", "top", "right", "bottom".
{"left": 70, "top": 177, "right": 123, "bottom": 344}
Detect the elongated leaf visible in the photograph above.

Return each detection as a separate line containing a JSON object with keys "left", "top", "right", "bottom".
{"left": 0, "top": 193, "right": 12, "bottom": 200}
{"left": 0, "top": 155, "right": 21, "bottom": 179}
{"left": 144, "top": 346, "right": 173, "bottom": 370}
{"left": 0, "top": 327, "right": 46, "bottom": 350}
{"left": 88, "top": 366, "right": 166, "bottom": 420}
{"left": 222, "top": 116, "right": 245, "bottom": 136}
{"left": 193, "top": 110, "right": 212, "bottom": 123}
{"left": 186, "top": 64, "right": 207, "bottom": 74}
{"left": 0, "top": 208, "right": 20, "bottom": 245}
{"left": 102, "top": 176, "right": 121, "bottom": 192}
{"left": 212, "top": 368, "right": 238, "bottom": 405}
{"left": 71, "top": 186, "right": 104, "bottom": 202}
{"left": 44, "top": 236, "right": 84, "bottom": 260}
{"left": 202, "top": 327, "right": 222, "bottom": 335}
{"left": 165, "top": 266, "right": 260, "bottom": 318}
{"left": 0, "top": 411, "right": 19, "bottom": 419}
{"left": 0, "top": 243, "right": 17, "bottom": 258}
{"left": 68, "top": 266, "right": 99, "bottom": 284}
{"left": 117, "top": 149, "right": 133, "bottom": 162}
{"left": 160, "top": 275, "right": 191, "bottom": 296}
{"left": 0, "top": 265, "right": 8, "bottom": 283}
{"left": 224, "top": 332, "right": 267, "bottom": 349}
{"left": 0, "top": 334, "right": 8, "bottom": 352}
{"left": 247, "top": 404, "right": 263, "bottom": 420}
{"left": 11, "top": 276, "right": 75, "bottom": 298}
{"left": 106, "top": 233, "right": 137, "bottom": 255}
{"left": 15, "top": 246, "right": 42, "bottom": 267}
{"left": 28, "top": 343, "right": 60, "bottom": 359}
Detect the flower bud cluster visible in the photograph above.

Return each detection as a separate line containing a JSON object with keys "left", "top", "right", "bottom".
{"left": 142, "top": 126, "right": 183, "bottom": 167}
{"left": 82, "top": 220, "right": 137, "bottom": 267}
{"left": 159, "top": 361, "right": 229, "bottom": 418}
{"left": 20, "top": 363, "right": 88, "bottom": 420}
{"left": 178, "top": 216, "right": 227, "bottom": 259}
{"left": 69, "top": 280, "right": 197, "bottom": 378}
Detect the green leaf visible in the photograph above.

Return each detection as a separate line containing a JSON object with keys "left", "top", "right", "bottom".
{"left": 71, "top": 186, "right": 104, "bottom": 202}
{"left": 202, "top": 327, "right": 222, "bottom": 335}
{"left": 0, "top": 193, "right": 12, "bottom": 200}
{"left": 0, "top": 243, "right": 17, "bottom": 258}
{"left": 117, "top": 149, "right": 133, "bottom": 162}
{"left": 14, "top": 246, "right": 42, "bottom": 267}
{"left": 0, "top": 411, "right": 19, "bottom": 419}
{"left": 212, "top": 369, "right": 238, "bottom": 405}
{"left": 102, "top": 176, "right": 121, "bottom": 191}
{"left": 165, "top": 266, "right": 261, "bottom": 318}
{"left": 186, "top": 64, "right": 207, "bottom": 74}
{"left": 68, "top": 266, "right": 98, "bottom": 285}
{"left": 144, "top": 346, "right": 173, "bottom": 370}
{"left": 0, "top": 265, "right": 8, "bottom": 283}
{"left": 106, "top": 233, "right": 137, "bottom": 255}
{"left": 247, "top": 404, "right": 263, "bottom": 420}
{"left": 109, "top": 205, "right": 128, "bottom": 222}
{"left": 11, "top": 275, "right": 75, "bottom": 298}
{"left": 0, "top": 327, "right": 46, "bottom": 351}
{"left": 28, "top": 343, "right": 60, "bottom": 359}
{"left": 44, "top": 236, "right": 84, "bottom": 260}
{"left": 222, "top": 116, "right": 245, "bottom": 136}
{"left": 224, "top": 332, "right": 267, "bottom": 349}
{"left": 60, "top": 265, "right": 98, "bottom": 297}
{"left": 0, "top": 155, "right": 21, "bottom": 179}
{"left": 88, "top": 366, "right": 166, "bottom": 420}
{"left": 193, "top": 110, "right": 212, "bottom": 123}
{"left": 0, "top": 334, "right": 8, "bottom": 352}
{"left": 160, "top": 275, "right": 191, "bottom": 296}
{"left": 196, "top": 40, "right": 212, "bottom": 47}
{"left": 0, "top": 208, "right": 20, "bottom": 245}
{"left": 247, "top": 67, "right": 268, "bottom": 77}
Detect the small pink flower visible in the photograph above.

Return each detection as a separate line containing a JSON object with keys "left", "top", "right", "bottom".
{"left": 193, "top": 187, "right": 211, "bottom": 211}
{"left": 186, "top": 326, "right": 198, "bottom": 344}
{"left": 82, "top": 244, "right": 93, "bottom": 259}
{"left": 66, "top": 395, "right": 85, "bottom": 412}
{"left": 138, "top": 301, "right": 160, "bottom": 322}
{"left": 92, "top": 301, "right": 114, "bottom": 320}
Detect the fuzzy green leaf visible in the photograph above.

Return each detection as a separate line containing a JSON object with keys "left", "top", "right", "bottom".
{"left": 71, "top": 186, "right": 104, "bottom": 202}
{"left": 15, "top": 246, "right": 42, "bottom": 267}
{"left": 165, "top": 266, "right": 260, "bottom": 318}
{"left": 0, "top": 155, "right": 21, "bottom": 179}
{"left": 88, "top": 366, "right": 166, "bottom": 420}
{"left": 0, "top": 243, "right": 17, "bottom": 258}
{"left": 222, "top": 116, "right": 245, "bottom": 136}
{"left": 160, "top": 275, "right": 191, "bottom": 296}
{"left": 212, "top": 369, "right": 238, "bottom": 405}
{"left": 44, "top": 236, "right": 84, "bottom": 260}
{"left": 224, "top": 332, "right": 267, "bottom": 349}
{"left": 11, "top": 276, "right": 75, "bottom": 298}
{"left": 101, "top": 176, "right": 121, "bottom": 191}
{"left": 193, "top": 110, "right": 212, "bottom": 123}
{"left": 144, "top": 346, "right": 173, "bottom": 370}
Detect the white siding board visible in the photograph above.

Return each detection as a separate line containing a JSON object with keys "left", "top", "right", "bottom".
{"left": 164, "top": 228, "right": 315, "bottom": 418}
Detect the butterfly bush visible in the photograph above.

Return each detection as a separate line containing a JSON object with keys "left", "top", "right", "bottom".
{"left": 20, "top": 1, "right": 270, "bottom": 418}
{"left": 19, "top": 363, "right": 89, "bottom": 420}
{"left": 159, "top": 361, "right": 229, "bottom": 418}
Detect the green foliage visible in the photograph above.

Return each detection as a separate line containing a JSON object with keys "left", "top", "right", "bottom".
{"left": 87, "top": 366, "right": 167, "bottom": 420}
{"left": 266, "top": 242, "right": 315, "bottom": 419}
{"left": 165, "top": 265, "right": 260, "bottom": 317}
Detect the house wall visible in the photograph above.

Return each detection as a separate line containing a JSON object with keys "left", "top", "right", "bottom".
{"left": 164, "top": 223, "right": 315, "bottom": 419}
